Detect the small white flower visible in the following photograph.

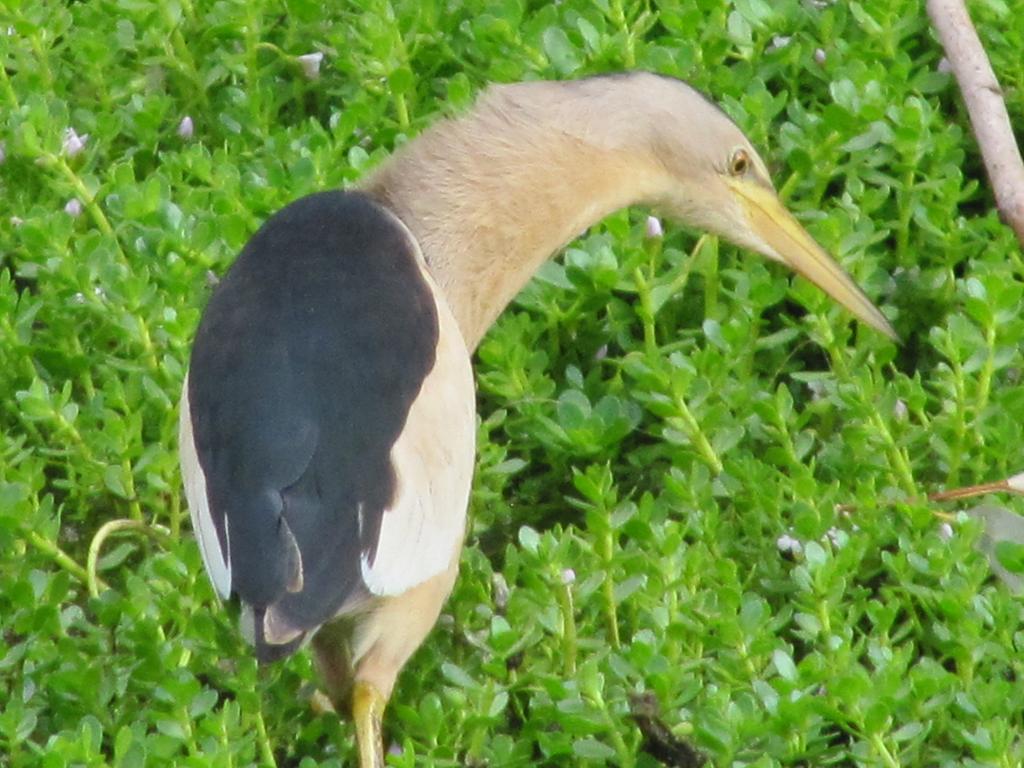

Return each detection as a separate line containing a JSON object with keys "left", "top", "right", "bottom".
{"left": 10, "top": 215, "right": 24, "bottom": 227}
{"left": 645, "top": 215, "right": 663, "bottom": 239}
{"left": 64, "top": 198, "right": 83, "bottom": 217}
{"left": 825, "top": 526, "right": 847, "bottom": 548}
{"left": 63, "top": 127, "right": 89, "bottom": 158}
{"left": 893, "top": 399, "right": 908, "bottom": 421}
{"left": 776, "top": 534, "right": 803, "bottom": 555}
{"left": 560, "top": 568, "right": 576, "bottom": 586}
{"left": 769, "top": 35, "right": 792, "bottom": 52}
{"left": 807, "top": 380, "right": 828, "bottom": 402}
{"left": 813, "top": 48, "right": 827, "bottom": 65}
{"left": 939, "top": 522, "right": 954, "bottom": 541}
{"left": 593, "top": 344, "right": 608, "bottom": 362}
{"left": 491, "top": 573, "right": 509, "bottom": 612}
{"left": 297, "top": 52, "right": 324, "bottom": 80}
{"left": 177, "top": 115, "right": 194, "bottom": 139}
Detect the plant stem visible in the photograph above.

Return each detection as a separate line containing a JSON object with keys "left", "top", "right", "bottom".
{"left": 633, "top": 267, "right": 658, "bottom": 356}
{"left": 869, "top": 732, "right": 901, "bottom": 768}
{"left": 554, "top": 575, "right": 577, "bottom": 675}
{"left": 25, "top": 529, "right": 91, "bottom": 585}
{"left": 255, "top": 706, "right": 277, "bottom": 767}
{"left": 703, "top": 236, "right": 720, "bottom": 321}
{"left": 598, "top": 536, "right": 621, "bottom": 649}
{"left": 672, "top": 392, "right": 723, "bottom": 474}
{"left": 975, "top": 322, "right": 995, "bottom": 416}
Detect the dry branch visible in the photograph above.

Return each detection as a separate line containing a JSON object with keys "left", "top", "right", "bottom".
{"left": 927, "top": 0, "right": 1024, "bottom": 248}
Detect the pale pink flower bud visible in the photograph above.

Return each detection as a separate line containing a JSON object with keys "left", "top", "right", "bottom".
{"left": 297, "top": 52, "right": 324, "bottom": 80}
{"left": 645, "top": 215, "right": 663, "bottom": 239}
{"left": 63, "top": 128, "right": 89, "bottom": 158}
{"left": 776, "top": 534, "right": 802, "bottom": 555}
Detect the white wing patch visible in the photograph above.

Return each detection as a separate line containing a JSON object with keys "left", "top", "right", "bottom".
{"left": 359, "top": 239, "right": 476, "bottom": 597}
{"left": 179, "top": 376, "right": 233, "bottom": 600}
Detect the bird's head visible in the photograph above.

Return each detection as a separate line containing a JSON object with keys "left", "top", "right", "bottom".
{"left": 621, "top": 73, "right": 897, "bottom": 340}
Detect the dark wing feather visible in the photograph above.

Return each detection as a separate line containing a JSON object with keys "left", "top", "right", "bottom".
{"left": 184, "top": 190, "right": 439, "bottom": 658}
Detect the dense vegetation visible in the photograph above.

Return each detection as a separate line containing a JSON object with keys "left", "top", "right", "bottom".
{"left": 2, "top": 0, "right": 1023, "bottom": 765}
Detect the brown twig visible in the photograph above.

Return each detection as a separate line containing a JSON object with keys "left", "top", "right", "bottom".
{"left": 629, "top": 693, "right": 705, "bottom": 768}
{"left": 927, "top": 0, "right": 1024, "bottom": 248}
{"left": 836, "top": 472, "right": 1024, "bottom": 514}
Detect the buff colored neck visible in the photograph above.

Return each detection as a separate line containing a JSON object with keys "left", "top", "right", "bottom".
{"left": 361, "top": 80, "right": 672, "bottom": 351}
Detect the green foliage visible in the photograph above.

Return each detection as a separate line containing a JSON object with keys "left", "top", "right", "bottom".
{"left": 2, "top": 0, "right": 1023, "bottom": 766}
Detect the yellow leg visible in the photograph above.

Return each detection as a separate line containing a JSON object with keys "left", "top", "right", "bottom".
{"left": 352, "top": 680, "right": 387, "bottom": 768}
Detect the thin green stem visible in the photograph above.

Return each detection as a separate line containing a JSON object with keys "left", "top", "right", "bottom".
{"left": 671, "top": 392, "right": 723, "bottom": 474}
{"left": 975, "top": 322, "right": 996, "bottom": 417}
{"left": 633, "top": 267, "right": 658, "bottom": 356}
{"left": 387, "top": 2, "right": 414, "bottom": 128}
{"left": 170, "top": 488, "right": 184, "bottom": 540}
{"left": 823, "top": 325, "right": 915, "bottom": 496}
{"left": 255, "top": 707, "right": 277, "bottom": 767}
{"left": 778, "top": 169, "right": 802, "bottom": 201}
{"left": 53, "top": 404, "right": 100, "bottom": 466}
{"left": 609, "top": 0, "right": 636, "bottom": 68}
{"left": 869, "top": 732, "right": 901, "bottom": 768}
{"left": 598, "top": 534, "right": 621, "bottom": 649}
{"left": 162, "top": 6, "right": 210, "bottom": 111}
{"left": 394, "top": 92, "right": 410, "bottom": 129}
{"left": 29, "top": 33, "right": 55, "bottom": 88}
{"left": 254, "top": 41, "right": 287, "bottom": 58}
{"left": 943, "top": 339, "right": 968, "bottom": 487}
{"left": 54, "top": 156, "right": 117, "bottom": 241}
{"left": 703, "top": 236, "right": 720, "bottom": 321}
{"left": 0, "top": 65, "right": 19, "bottom": 109}
{"left": 896, "top": 166, "right": 915, "bottom": 261}
{"left": 69, "top": 336, "right": 97, "bottom": 401}
{"left": 591, "top": 688, "right": 634, "bottom": 768}
{"left": 867, "top": 410, "right": 917, "bottom": 497}
{"left": 179, "top": 0, "right": 197, "bottom": 23}
{"left": 26, "top": 529, "right": 91, "bottom": 585}
{"left": 245, "top": 6, "right": 265, "bottom": 128}
{"left": 554, "top": 574, "right": 577, "bottom": 675}
{"left": 121, "top": 457, "right": 144, "bottom": 521}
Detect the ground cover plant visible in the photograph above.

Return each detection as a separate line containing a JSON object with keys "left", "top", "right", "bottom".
{"left": 2, "top": 0, "right": 1023, "bottom": 765}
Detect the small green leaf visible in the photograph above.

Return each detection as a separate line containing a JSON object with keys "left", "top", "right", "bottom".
{"left": 573, "top": 738, "right": 616, "bottom": 759}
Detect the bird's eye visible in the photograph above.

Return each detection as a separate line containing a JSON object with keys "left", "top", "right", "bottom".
{"left": 729, "top": 148, "right": 750, "bottom": 177}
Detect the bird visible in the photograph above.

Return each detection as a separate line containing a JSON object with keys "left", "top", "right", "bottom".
{"left": 178, "top": 71, "right": 895, "bottom": 767}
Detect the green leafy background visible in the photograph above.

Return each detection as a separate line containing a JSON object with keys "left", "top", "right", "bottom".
{"left": 2, "top": 0, "right": 1023, "bottom": 765}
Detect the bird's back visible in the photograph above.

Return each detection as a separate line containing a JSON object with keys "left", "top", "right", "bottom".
{"left": 180, "top": 190, "right": 467, "bottom": 660}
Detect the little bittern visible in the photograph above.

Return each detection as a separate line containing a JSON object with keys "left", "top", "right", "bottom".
{"left": 180, "top": 72, "right": 894, "bottom": 767}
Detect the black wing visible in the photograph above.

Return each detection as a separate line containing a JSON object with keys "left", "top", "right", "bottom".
{"left": 183, "top": 190, "right": 439, "bottom": 659}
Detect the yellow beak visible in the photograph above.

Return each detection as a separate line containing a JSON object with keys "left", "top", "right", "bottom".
{"left": 730, "top": 180, "right": 897, "bottom": 341}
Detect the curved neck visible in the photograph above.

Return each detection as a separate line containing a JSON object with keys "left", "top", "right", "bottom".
{"left": 361, "top": 82, "right": 671, "bottom": 350}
